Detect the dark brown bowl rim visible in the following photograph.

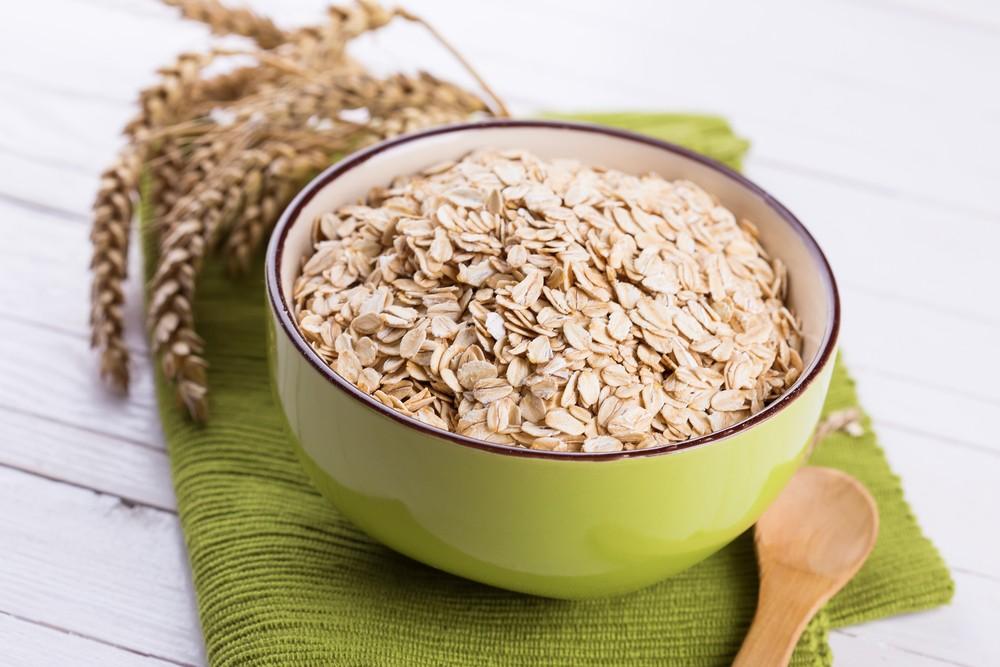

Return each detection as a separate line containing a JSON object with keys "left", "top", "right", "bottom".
{"left": 265, "top": 119, "right": 841, "bottom": 461}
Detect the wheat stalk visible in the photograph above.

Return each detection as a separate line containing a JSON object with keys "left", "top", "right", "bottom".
{"left": 125, "top": 51, "right": 219, "bottom": 142}
{"left": 89, "top": 0, "right": 507, "bottom": 421}
{"left": 89, "top": 48, "right": 224, "bottom": 391}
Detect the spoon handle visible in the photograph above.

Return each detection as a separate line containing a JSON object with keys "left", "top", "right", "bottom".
{"left": 732, "top": 565, "right": 834, "bottom": 667}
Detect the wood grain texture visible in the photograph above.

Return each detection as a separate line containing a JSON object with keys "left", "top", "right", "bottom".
{"left": 0, "top": 0, "right": 997, "bottom": 664}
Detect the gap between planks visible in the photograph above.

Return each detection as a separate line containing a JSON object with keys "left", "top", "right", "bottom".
{"left": 0, "top": 610, "right": 195, "bottom": 667}
{"left": 0, "top": 458, "right": 175, "bottom": 515}
{"left": 830, "top": 627, "right": 976, "bottom": 667}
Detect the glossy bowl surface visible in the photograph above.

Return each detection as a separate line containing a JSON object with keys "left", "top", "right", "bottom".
{"left": 266, "top": 120, "right": 840, "bottom": 598}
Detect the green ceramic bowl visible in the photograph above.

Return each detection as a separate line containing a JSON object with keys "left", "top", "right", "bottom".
{"left": 266, "top": 120, "right": 840, "bottom": 599}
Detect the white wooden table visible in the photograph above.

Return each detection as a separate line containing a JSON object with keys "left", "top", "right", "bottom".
{"left": 1, "top": 0, "right": 998, "bottom": 664}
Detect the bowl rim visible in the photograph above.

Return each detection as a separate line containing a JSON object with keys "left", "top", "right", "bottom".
{"left": 265, "top": 119, "right": 841, "bottom": 461}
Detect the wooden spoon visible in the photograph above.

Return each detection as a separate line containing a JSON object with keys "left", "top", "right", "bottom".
{"left": 733, "top": 466, "right": 879, "bottom": 666}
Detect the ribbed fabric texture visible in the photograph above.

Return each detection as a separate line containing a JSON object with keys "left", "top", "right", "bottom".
{"left": 146, "top": 113, "right": 953, "bottom": 666}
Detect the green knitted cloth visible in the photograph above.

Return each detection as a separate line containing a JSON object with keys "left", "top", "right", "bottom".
{"left": 147, "top": 113, "right": 953, "bottom": 666}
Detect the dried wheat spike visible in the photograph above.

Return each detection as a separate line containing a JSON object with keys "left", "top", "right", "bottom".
{"left": 179, "top": 138, "right": 230, "bottom": 197}
{"left": 143, "top": 61, "right": 281, "bottom": 218}
{"left": 375, "top": 71, "right": 489, "bottom": 116}
{"left": 150, "top": 133, "right": 234, "bottom": 222}
{"left": 91, "top": 0, "right": 505, "bottom": 422}
{"left": 224, "top": 144, "right": 334, "bottom": 273}
{"left": 148, "top": 207, "right": 214, "bottom": 422}
{"left": 125, "top": 51, "right": 215, "bottom": 141}
{"left": 203, "top": 146, "right": 269, "bottom": 245}
{"left": 197, "top": 64, "right": 280, "bottom": 103}
{"left": 371, "top": 106, "right": 475, "bottom": 139}
{"left": 90, "top": 148, "right": 141, "bottom": 391}
{"left": 284, "top": 0, "right": 397, "bottom": 68}
{"left": 89, "top": 50, "right": 210, "bottom": 393}
{"left": 146, "top": 132, "right": 265, "bottom": 419}
{"left": 148, "top": 137, "right": 186, "bottom": 219}
{"left": 161, "top": 0, "right": 288, "bottom": 49}
{"left": 327, "top": 0, "right": 396, "bottom": 39}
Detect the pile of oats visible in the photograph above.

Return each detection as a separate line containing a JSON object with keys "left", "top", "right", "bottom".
{"left": 292, "top": 149, "right": 803, "bottom": 453}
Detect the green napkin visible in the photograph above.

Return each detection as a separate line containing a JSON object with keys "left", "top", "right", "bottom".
{"left": 146, "top": 113, "right": 953, "bottom": 666}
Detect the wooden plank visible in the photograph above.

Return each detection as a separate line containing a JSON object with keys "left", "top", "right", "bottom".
{"left": 3, "top": 0, "right": 998, "bottom": 323}
{"left": 875, "top": 424, "right": 1000, "bottom": 582}
{"left": 0, "top": 406, "right": 175, "bottom": 512}
{"left": 401, "top": 0, "right": 1000, "bottom": 216}
{"left": 0, "top": 467, "right": 203, "bottom": 666}
{"left": 3, "top": 117, "right": 997, "bottom": 331}
{"left": 0, "top": 0, "right": 203, "bottom": 89}
{"left": 0, "top": 151, "right": 96, "bottom": 221}
{"left": 1, "top": 195, "right": 997, "bottom": 498}
{"left": 840, "top": 288, "right": 1000, "bottom": 406}
{"left": 0, "top": 612, "right": 188, "bottom": 667}
{"left": 5, "top": 241, "right": 998, "bottom": 574}
{"left": 851, "top": 369, "right": 997, "bottom": 456}
{"left": 11, "top": 276, "right": 994, "bottom": 524}
{"left": 747, "top": 166, "right": 1000, "bottom": 328}
{"left": 5, "top": 136, "right": 998, "bottom": 340}
{"left": 0, "top": 317, "right": 162, "bottom": 449}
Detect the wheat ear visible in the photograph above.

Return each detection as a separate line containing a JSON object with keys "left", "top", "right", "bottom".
{"left": 91, "top": 0, "right": 508, "bottom": 421}
{"left": 89, "top": 148, "right": 141, "bottom": 391}
{"left": 161, "top": 0, "right": 288, "bottom": 49}
{"left": 89, "top": 50, "right": 219, "bottom": 390}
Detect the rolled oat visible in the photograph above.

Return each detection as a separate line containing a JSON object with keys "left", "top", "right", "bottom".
{"left": 292, "top": 149, "right": 803, "bottom": 452}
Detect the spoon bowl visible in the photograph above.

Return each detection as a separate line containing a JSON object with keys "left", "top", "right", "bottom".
{"left": 758, "top": 465, "right": 879, "bottom": 576}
